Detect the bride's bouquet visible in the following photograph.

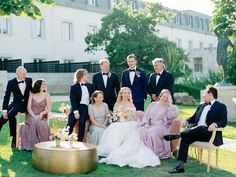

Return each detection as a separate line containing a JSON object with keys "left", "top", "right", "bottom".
{"left": 108, "top": 106, "right": 136, "bottom": 123}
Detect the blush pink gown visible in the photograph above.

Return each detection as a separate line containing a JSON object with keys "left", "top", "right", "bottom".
{"left": 139, "top": 102, "right": 179, "bottom": 159}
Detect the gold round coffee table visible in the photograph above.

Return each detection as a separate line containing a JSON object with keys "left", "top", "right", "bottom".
{"left": 32, "top": 141, "right": 97, "bottom": 174}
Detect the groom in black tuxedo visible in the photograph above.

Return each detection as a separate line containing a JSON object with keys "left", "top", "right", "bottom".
{"left": 68, "top": 69, "right": 94, "bottom": 142}
{"left": 0, "top": 66, "right": 32, "bottom": 148}
{"left": 121, "top": 54, "right": 147, "bottom": 111}
{"left": 148, "top": 58, "right": 174, "bottom": 102}
{"left": 92, "top": 58, "right": 120, "bottom": 111}
{"left": 164, "top": 86, "right": 227, "bottom": 173}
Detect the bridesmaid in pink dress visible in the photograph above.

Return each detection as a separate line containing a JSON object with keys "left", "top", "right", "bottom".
{"left": 139, "top": 89, "right": 179, "bottom": 159}
{"left": 20, "top": 79, "right": 51, "bottom": 150}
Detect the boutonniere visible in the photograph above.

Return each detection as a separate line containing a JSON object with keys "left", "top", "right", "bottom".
{"left": 135, "top": 71, "right": 141, "bottom": 77}
{"left": 108, "top": 72, "right": 112, "bottom": 78}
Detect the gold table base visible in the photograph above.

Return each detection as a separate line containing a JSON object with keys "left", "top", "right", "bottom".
{"left": 32, "top": 141, "right": 97, "bottom": 174}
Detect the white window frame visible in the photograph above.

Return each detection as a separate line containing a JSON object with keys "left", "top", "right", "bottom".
{"left": 87, "top": 24, "right": 98, "bottom": 34}
{"left": 0, "top": 18, "right": 11, "bottom": 35}
{"left": 199, "top": 42, "right": 204, "bottom": 49}
{"left": 177, "top": 38, "right": 182, "bottom": 48}
{"left": 188, "top": 16, "right": 193, "bottom": 27}
{"left": 175, "top": 12, "right": 181, "bottom": 24}
{"left": 31, "top": 18, "right": 45, "bottom": 38}
{"left": 130, "top": 1, "right": 137, "bottom": 11}
{"left": 61, "top": 21, "right": 73, "bottom": 41}
{"left": 199, "top": 18, "right": 204, "bottom": 30}
{"left": 188, "top": 40, "right": 193, "bottom": 50}
{"left": 88, "top": 0, "right": 96, "bottom": 6}
{"left": 194, "top": 57, "right": 203, "bottom": 72}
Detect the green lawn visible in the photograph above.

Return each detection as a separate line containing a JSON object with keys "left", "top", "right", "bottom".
{"left": 1, "top": 102, "right": 236, "bottom": 177}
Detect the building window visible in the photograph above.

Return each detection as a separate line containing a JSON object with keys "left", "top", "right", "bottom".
{"left": 199, "top": 18, "right": 204, "bottom": 30}
{"left": 188, "top": 40, "right": 193, "bottom": 50}
{"left": 177, "top": 38, "right": 182, "bottom": 48}
{"left": 188, "top": 16, "right": 193, "bottom": 27}
{"left": 194, "top": 57, "right": 203, "bottom": 72}
{"left": 175, "top": 12, "right": 181, "bottom": 24}
{"left": 199, "top": 42, "right": 204, "bottom": 49}
{"left": 32, "top": 18, "right": 45, "bottom": 38}
{"left": 205, "top": 20, "right": 209, "bottom": 31}
{"left": 130, "top": 1, "right": 137, "bottom": 10}
{"left": 87, "top": 25, "right": 98, "bottom": 34}
{"left": 88, "top": 0, "right": 96, "bottom": 6}
{"left": 62, "top": 21, "right": 73, "bottom": 41}
{"left": 0, "top": 18, "right": 10, "bottom": 35}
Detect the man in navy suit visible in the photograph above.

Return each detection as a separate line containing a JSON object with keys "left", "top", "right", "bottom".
{"left": 92, "top": 58, "right": 120, "bottom": 111}
{"left": 68, "top": 69, "right": 94, "bottom": 142}
{"left": 0, "top": 66, "right": 32, "bottom": 148}
{"left": 121, "top": 54, "right": 147, "bottom": 111}
{"left": 164, "top": 86, "right": 227, "bottom": 173}
{"left": 148, "top": 58, "right": 174, "bottom": 102}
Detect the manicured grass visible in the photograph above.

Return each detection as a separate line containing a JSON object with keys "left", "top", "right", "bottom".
{"left": 0, "top": 133, "right": 236, "bottom": 177}
{"left": 1, "top": 102, "right": 236, "bottom": 177}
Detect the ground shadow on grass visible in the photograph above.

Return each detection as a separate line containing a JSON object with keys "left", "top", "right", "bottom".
{"left": 1, "top": 148, "right": 235, "bottom": 177}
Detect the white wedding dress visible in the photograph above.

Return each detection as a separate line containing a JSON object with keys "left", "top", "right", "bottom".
{"left": 97, "top": 120, "right": 161, "bottom": 168}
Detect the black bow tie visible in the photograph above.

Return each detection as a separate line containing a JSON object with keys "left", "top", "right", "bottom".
{"left": 129, "top": 69, "right": 135, "bottom": 72}
{"left": 103, "top": 73, "right": 109, "bottom": 75}
{"left": 206, "top": 102, "right": 211, "bottom": 106}
{"left": 18, "top": 80, "right": 24, "bottom": 84}
{"left": 156, "top": 73, "right": 161, "bottom": 76}
{"left": 81, "top": 83, "right": 86, "bottom": 86}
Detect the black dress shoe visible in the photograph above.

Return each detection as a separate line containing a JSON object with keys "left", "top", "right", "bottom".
{"left": 169, "top": 165, "right": 185, "bottom": 174}
{"left": 163, "top": 134, "right": 179, "bottom": 141}
{"left": 11, "top": 144, "right": 16, "bottom": 148}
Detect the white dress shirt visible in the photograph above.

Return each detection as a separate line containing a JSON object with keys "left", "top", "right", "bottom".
{"left": 102, "top": 72, "right": 108, "bottom": 88}
{"left": 80, "top": 83, "right": 90, "bottom": 106}
{"left": 197, "top": 100, "right": 216, "bottom": 127}
{"left": 17, "top": 79, "right": 26, "bottom": 96}
{"left": 129, "top": 67, "right": 136, "bottom": 85}
{"left": 156, "top": 70, "right": 164, "bottom": 85}
{"left": 73, "top": 83, "right": 90, "bottom": 114}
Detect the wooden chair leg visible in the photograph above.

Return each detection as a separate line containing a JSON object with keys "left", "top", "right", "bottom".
{"left": 216, "top": 149, "right": 219, "bottom": 167}
{"left": 16, "top": 113, "right": 25, "bottom": 149}
{"left": 199, "top": 149, "right": 203, "bottom": 164}
{"left": 207, "top": 149, "right": 211, "bottom": 173}
{"left": 16, "top": 113, "right": 22, "bottom": 149}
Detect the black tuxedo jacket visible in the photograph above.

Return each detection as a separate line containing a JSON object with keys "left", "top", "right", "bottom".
{"left": 2, "top": 77, "right": 32, "bottom": 110}
{"left": 92, "top": 72, "right": 120, "bottom": 108}
{"left": 69, "top": 83, "right": 94, "bottom": 112}
{"left": 148, "top": 70, "right": 174, "bottom": 98}
{"left": 187, "top": 101, "right": 227, "bottom": 146}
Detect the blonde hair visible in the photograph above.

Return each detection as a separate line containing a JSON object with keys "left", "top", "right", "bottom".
{"left": 100, "top": 58, "right": 110, "bottom": 65}
{"left": 73, "top": 69, "right": 88, "bottom": 84}
{"left": 159, "top": 89, "right": 172, "bottom": 103}
{"left": 91, "top": 90, "right": 104, "bottom": 104}
{"left": 116, "top": 87, "right": 133, "bottom": 103}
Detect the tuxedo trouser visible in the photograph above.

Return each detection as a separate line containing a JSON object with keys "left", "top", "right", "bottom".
{"left": 177, "top": 126, "right": 212, "bottom": 162}
{"left": 68, "top": 104, "right": 89, "bottom": 142}
{"left": 133, "top": 101, "right": 145, "bottom": 111}
{"left": 104, "top": 98, "right": 116, "bottom": 111}
{"left": 0, "top": 102, "right": 27, "bottom": 144}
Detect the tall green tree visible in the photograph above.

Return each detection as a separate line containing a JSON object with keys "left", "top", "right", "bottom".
{"left": 0, "top": 0, "right": 54, "bottom": 18}
{"left": 210, "top": 0, "right": 236, "bottom": 35}
{"left": 85, "top": 1, "right": 189, "bottom": 76}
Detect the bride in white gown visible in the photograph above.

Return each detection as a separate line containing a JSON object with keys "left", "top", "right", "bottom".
{"left": 97, "top": 87, "right": 160, "bottom": 168}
